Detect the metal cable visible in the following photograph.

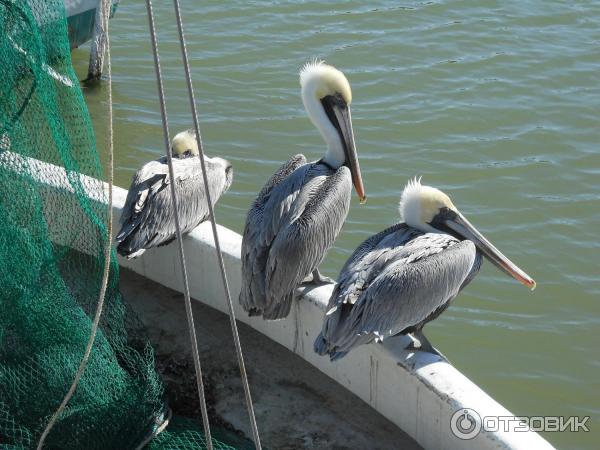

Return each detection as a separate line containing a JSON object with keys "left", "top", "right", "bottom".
{"left": 144, "top": 1, "right": 214, "bottom": 448}
{"left": 37, "top": 0, "right": 114, "bottom": 448}
{"left": 170, "top": 1, "right": 262, "bottom": 448}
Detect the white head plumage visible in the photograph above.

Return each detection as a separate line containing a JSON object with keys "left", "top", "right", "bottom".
{"left": 298, "top": 60, "right": 354, "bottom": 168}
{"left": 172, "top": 130, "right": 199, "bottom": 157}
{"left": 399, "top": 176, "right": 456, "bottom": 232}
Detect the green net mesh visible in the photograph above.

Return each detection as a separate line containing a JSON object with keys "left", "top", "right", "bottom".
{"left": 0, "top": 1, "right": 238, "bottom": 448}
{"left": 148, "top": 417, "right": 250, "bottom": 450}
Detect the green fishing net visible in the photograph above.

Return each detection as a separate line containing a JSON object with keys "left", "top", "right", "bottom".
{"left": 0, "top": 1, "right": 237, "bottom": 448}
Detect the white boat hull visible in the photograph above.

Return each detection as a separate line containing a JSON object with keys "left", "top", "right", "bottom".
{"left": 0, "top": 152, "right": 556, "bottom": 450}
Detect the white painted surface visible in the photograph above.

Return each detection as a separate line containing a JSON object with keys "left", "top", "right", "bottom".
{"left": 1, "top": 153, "right": 555, "bottom": 450}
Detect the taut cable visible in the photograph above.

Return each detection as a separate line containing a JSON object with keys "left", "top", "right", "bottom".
{"left": 169, "top": 1, "right": 262, "bottom": 448}
{"left": 144, "top": 1, "right": 213, "bottom": 448}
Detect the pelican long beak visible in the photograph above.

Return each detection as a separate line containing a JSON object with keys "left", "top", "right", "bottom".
{"left": 330, "top": 102, "right": 366, "bottom": 203}
{"left": 443, "top": 212, "right": 536, "bottom": 290}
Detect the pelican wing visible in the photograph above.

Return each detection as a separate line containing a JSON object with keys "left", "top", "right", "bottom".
{"left": 116, "top": 157, "right": 227, "bottom": 257}
{"left": 352, "top": 237, "right": 477, "bottom": 334}
{"left": 327, "top": 223, "right": 420, "bottom": 311}
{"left": 262, "top": 165, "right": 351, "bottom": 319}
{"left": 316, "top": 230, "right": 480, "bottom": 359}
{"left": 117, "top": 158, "right": 169, "bottom": 241}
{"left": 240, "top": 154, "right": 307, "bottom": 313}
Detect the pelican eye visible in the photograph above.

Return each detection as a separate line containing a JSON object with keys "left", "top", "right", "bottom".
{"left": 430, "top": 207, "right": 457, "bottom": 226}
{"left": 183, "top": 149, "right": 192, "bottom": 157}
{"left": 320, "top": 93, "right": 347, "bottom": 126}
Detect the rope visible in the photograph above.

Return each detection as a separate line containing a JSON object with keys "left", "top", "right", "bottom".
{"left": 36, "top": 0, "right": 114, "bottom": 448}
{"left": 134, "top": 408, "right": 173, "bottom": 450}
{"left": 169, "top": 1, "right": 262, "bottom": 448}
{"left": 144, "top": 1, "right": 214, "bottom": 449}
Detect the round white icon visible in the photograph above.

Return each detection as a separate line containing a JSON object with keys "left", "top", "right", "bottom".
{"left": 450, "top": 408, "right": 482, "bottom": 440}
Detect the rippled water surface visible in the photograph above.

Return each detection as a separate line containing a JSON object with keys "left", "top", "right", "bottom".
{"left": 72, "top": 1, "right": 599, "bottom": 448}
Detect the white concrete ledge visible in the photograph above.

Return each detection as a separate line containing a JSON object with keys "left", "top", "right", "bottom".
{"left": 2, "top": 152, "right": 555, "bottom": 450}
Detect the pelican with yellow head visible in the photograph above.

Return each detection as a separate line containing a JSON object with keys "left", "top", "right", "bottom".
{"left": 315, "top": 177, "right": 535, "bottom": 361}
{"left": 240, "top": 61, "right": 366, "bottom": 320}
{"left": 116, "top": 130, "right": 233, "bottom": 259}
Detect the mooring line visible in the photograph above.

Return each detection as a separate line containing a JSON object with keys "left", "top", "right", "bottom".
{"left": 144, "top": 1, "right": 214, "bottom": 449}
{"left": 170, "top": 1, "right": 262, "bottom": 448}
{"left": 37, "top": 0, "right": 114, "bottom": 448}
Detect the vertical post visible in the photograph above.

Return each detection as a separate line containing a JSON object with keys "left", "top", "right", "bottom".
{"left": 87, "top": 0, "right": 109, "bottom": 81}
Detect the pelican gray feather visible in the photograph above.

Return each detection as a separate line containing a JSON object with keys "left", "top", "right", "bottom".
{"left": 239, "top": 61, "right": 366, "bottom": 320}
{"left": 116, "top": 130, "right": 233, "bottom": 259}
{"left": 315, "top": 225, "right": 481, "bottom": 360}
{"left": 315, "top": 177, "right": 536, "bottom": 360}
{"left": 241, "top": 156, "right": 352, "bottom": 319}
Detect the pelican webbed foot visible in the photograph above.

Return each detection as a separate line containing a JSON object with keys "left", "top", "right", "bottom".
{"left": 301, "top": 268, "right": 335, "bottom": 286}
{"left": 405, "top": 330, "right": 449, "bottom": 362}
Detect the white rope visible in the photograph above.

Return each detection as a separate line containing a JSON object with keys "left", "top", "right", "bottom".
{"left": 134, "top": 408, "right": 173, "bottom": 450}
{"left": 169, "top": 1, "right": 262, "bottom": 448}
{"left": 143, "top": 1, "right": 214, "bottom": 449}
{"left": 37, "top": 0, "right": 114, "bottom": 448}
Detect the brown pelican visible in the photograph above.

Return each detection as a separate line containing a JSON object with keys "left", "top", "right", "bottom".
{"left": 240, "top": 61, "right": 366, "bottom": 320}
{"left": 116, "top": 129, "right": 233, "bottom": 259}
{"left": 315, "top": 177, "right": 535, "bottom": 360}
